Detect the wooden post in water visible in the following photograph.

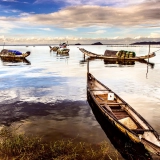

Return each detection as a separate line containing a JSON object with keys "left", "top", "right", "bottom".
{"left": 148, "top": 43, "right": 150, "bottom": 63}
{"left": 87, "top": 58, "right": 89, "bottom": 74}
{"left": 146, "top": 43, "right": 150, "bottom": 78}
{"left": 87, "top": 59, "right": 89, "bottom": 86}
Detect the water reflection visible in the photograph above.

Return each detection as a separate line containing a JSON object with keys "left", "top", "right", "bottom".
{"left": 87, "top": 92, "right": 159, "bottom": 160}
{"left": 0, "top": 100, "right": 110, "bottom": 144}
{"left": 0, "top": 57, "right": 31, "bottom": 66}
{"left": 80, "top": 56, "right": 155, "bottom": 69}
{"left": 0, "top": 45, "right": 159, "bottom": 159}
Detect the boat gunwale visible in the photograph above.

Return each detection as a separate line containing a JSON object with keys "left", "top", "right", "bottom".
{"left": 80, "top": 48, "right": 155, "bottom": 60}
{"left": 87, "top": 73, "right": 159, "bottom": 140}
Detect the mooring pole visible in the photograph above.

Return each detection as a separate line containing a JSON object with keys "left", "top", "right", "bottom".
{"left": 87, "top": 58, "right": 89, "bottom": 74}
{"left": 148, "top": 43, "right": 150, "bottom": 63}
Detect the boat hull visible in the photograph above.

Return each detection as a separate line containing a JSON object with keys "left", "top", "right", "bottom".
{"left": 79, "top": 48, "right": 156, "bottom": 60}
{"left": 57, "top": 49, "right": 70, "bottom": 55}
{"left": 87, "top": 72, "right": 160, "bottom": 158}
{"left": 87, "top": 90, "right": 157, "bottom": 159}
{"left": 0, "top": 49, "right": 30, "bottom": 59}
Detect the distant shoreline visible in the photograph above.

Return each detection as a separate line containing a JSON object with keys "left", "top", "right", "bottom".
{"left": 0, "top": 42, "right": 160, "bottom": 46}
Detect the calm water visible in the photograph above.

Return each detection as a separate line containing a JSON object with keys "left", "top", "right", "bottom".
{"left": 0, "top": 45, "right": 160, "bottom": 158}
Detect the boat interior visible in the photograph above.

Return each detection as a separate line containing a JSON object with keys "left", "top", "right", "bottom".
{"left": 88, "top": 73, "right": 160, "bottom": 147}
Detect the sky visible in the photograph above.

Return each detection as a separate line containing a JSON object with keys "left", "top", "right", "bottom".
{"left": 0, "top": 0, "right": 160, "bottom": 44}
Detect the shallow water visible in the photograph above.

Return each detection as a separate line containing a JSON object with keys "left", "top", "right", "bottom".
{"left": 0, "top": 45, "right": 160, "bottom": 158}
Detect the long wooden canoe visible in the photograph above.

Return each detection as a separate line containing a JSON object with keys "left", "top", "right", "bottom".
{"left": 0, "top": 49, "right": 30, "bottom": 59}
{"left": 87, "top": 72, "right": 160, "bottom": 156}
{"left": 79, "top": 48, "right": 156, "bottom": 60}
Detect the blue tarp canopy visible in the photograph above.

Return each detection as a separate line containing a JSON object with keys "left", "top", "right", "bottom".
{"left": 8, "top": 50, "right": 22, "bottom": 55}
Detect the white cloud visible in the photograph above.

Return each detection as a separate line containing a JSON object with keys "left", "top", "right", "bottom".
{"left": 15, "top": 1, "right": 160, "bottom": 29}
{"left": 112, "top": 36, "right": 119, "bottom": 39}
{"left": 34, "top": 0, "right": 145, "bottom": 7}
{"left": 134, "top": 36, "right": 141, "bottom": 39}
{"left": 11, "top": 9, "right": 20, "bottom": 13}
{"left": 2, "top": 0, "right": 18, "bottom": 2}
{"left": 148, "top": 33, "right": 160, "bottom": 38}
{"left": 88, "top": 30, "right": 106, "bottom": 34}
{"left": 38, "top": 28, "right": 52, "bottom": 31}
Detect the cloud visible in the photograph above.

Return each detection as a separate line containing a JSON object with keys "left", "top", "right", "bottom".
{"left": 148, "top": 33, "right": 160, "bottom": 38}
{"left": 16, "top": 1, "right": 160, "bottom": 29}
{"left": 34, "top": 0, "right": 145, "bottom": 7}
{"left": 38, "top": 28, "right": 52, "bottom": 31}
{"left": 134, "top": 36, "right": 141, "bottom": 39}
{"left": 88, "top": 30, "right": 106, "bottom": 34}
{"left": 2, "top": 0, "right": 18, "bottom": 2}
{"left": 0, "top": 17, "right": 20, "bottom": 33}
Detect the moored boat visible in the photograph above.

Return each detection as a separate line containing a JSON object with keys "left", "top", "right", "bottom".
{"left": 87, "top": 71, "right": 160, "bottom": 156}
{"left": 79, "top": 48, "right": 156, "bottom": 61}
{"left": 59, "top": 42, "right": 69, "bottom": 48}
{"left": 57, "top": 48, "right": 70, "bottom": 55}
{"left": 49, "top": 46, "right": 59, "bottom": 51}
{"left": 0, "top": 49, "right": 30, "bottom": 59}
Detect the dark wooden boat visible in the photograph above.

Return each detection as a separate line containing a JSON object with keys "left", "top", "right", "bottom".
{"left": 0, "top": 49, "right": 30, "bottom": 59}
{"left": 49, "top": 46, "right": 59, "bottom": 51}
{"left": 79, "top": 48, "right": 156, "bottom": 60}
{"left": 57, "top": 48, "right": 70, "bottom": 55}
{"left": 0, "top": 57, "right": 31, "bottom": 65}
{"left": 87, "top": 72, "right": 160, "bottom": 156}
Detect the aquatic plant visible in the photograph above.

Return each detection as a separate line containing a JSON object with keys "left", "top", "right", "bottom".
{"left": 0, "top": 127, "right": 120, "bottom": 160}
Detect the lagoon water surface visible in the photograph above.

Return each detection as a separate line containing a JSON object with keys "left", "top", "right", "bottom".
{"left": 0, "top": 45, "right": 160, "bottom": 158}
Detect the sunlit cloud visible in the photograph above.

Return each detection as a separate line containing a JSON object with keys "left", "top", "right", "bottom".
{"left": 148, "top": 33, "right": 160, "bottom": 38}
{"left": 0, "top": 0, "right": 160, "bottom": 44}
{"left": 112, "top": 36, "right": 119, "bottom": 39}
{"left": 88, "top": 30, "right": 106, "bottom": 34}
{"left": 134, "top": 36, "right": 141, "bottom": 39}
{"left": 38, "top": 28, "right": 52, "bottom": 31}
{"left": 16, "top": 2, "right": 160, "bottom": 29}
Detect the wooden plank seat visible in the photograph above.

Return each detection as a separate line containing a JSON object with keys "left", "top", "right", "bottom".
{"left": 131, "top": 129, "right": 154, "bottom": 134}
{"left": 90, "top": 89, "right": 110, "bottom": 91}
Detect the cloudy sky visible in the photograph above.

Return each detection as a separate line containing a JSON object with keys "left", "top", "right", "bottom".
{"left": 0, "top": 0, "right": 160, "bottom": 44}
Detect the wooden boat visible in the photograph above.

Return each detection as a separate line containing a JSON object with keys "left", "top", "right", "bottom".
{"left": 79, "top": 48, "right": 156, "bottom": 61}
{"left": 57, "top": 48, "right": 70, "bottom": 55}
{"left": 0, "top": 57, "right": 31, "bottom": 65}
{"left": 59, "top": 42, "right": 68, "bottom": 48}
{"left": 49, "top": 46, "right": 59, "bottom": 51}
{"left": 0, "top": 49, "right": 30, "bottom": 59}
{"left": 87, "top": 72, "right": 160, "bottom": 156}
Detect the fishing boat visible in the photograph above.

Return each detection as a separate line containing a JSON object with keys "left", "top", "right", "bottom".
{"left": 79, "top": 48, "right": 156, "bottom": 61}
{"left": 0, "top": 49, "right": 30, "bottom": 59}
{"left": 87, "top": 71, "right": 160, "bottom": 156}
{"left": 56, "top": 42, "right": 70, "bottom": 55}
{"left": 59, "top": 41, "right": 69, "bottom": 48}
{"left": 0, "top": 57, "right": 31, "bottom": 65}
{"left": 57, "top": 48, "right": 70, "bottom": 55}
{"left": 49, "top": 46, "right": 59, "bottom": 51}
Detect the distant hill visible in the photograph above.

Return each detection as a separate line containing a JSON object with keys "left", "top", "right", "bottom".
{"left": 131, "top": 41, "right": 160, "bottom": 45}
{"left": 91, "top": 42, "right": 103, "bottom": 45}
{"left": 75, "top": 43, "right": 81, "bottom": 45}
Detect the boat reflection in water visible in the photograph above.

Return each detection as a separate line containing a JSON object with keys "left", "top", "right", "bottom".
{"left": 87, "top": 92, "right": 159, "bottom": 160}
{"left": 104, "top": 59, "right": 155, "bottom": 68}
{"left": 80, "top": 56, "right": 155, "bottom": 69}
{"left": 0, "top": 57, "right": 31, "bottom": 65}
